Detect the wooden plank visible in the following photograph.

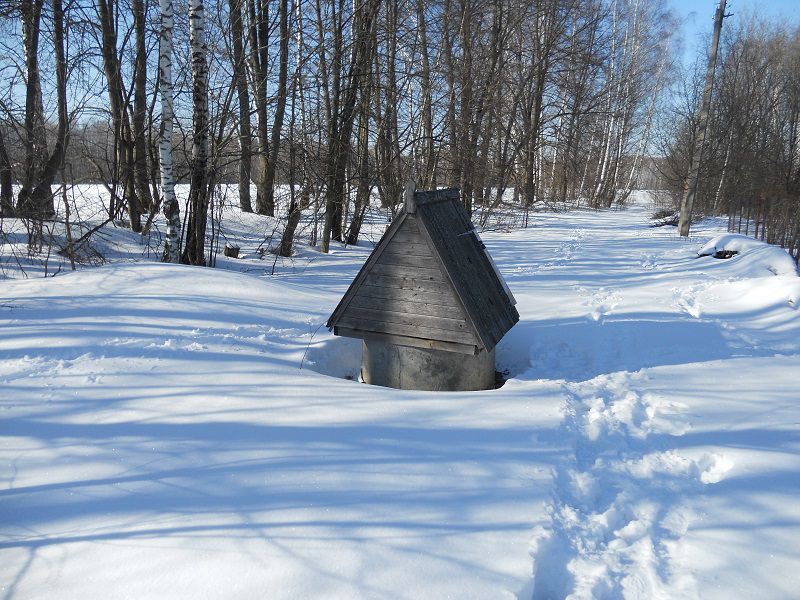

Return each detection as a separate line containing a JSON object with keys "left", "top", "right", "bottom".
{"left": 370, "top": 263, "right": 445, "bottom": 281}
{"left": 357, "top": 284, "right": 458, "bottom": 307}
{"left": 334, "top": 326, "right": 478, "bottom": 355}
{"left": 391, "top": 232, "right": 426, "bottom": 245}
{"left": 378, "top": 250, "right": 439, "bottom": 271}
{"left": 351, "top": 306, "right": 471, "bottom": 333}
{"left": 386, "top": 242, "right": 432, "bottom": 257}
{"left": 337, "top": 316, "right": 478, "bottom": 345}
{"left": 364, "top": 273, "right": 454, "bottom": 294}
{"left": 391, "top": 220, "right": 425, "bottom": 244}
{"left": 349, "top": 295, "right": 464, "bottom": 319}
{"left": 377, "top": 252, "right": 436, "bottom": 269}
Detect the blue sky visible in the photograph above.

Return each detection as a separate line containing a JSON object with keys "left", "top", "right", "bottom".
{"left": 671, "top": 0, "right": 800, "bottom": 65}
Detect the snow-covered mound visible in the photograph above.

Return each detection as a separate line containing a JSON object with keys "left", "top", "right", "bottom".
{"left": 0, "top": 261, "right": 562, "bottom": 599}
{"left": 698, "top": 233, "right": 798, "bottom": 277}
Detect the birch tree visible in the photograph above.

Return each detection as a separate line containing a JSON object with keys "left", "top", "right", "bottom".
{"left": 159, "top": 0, "right": 181, "bottom": 263}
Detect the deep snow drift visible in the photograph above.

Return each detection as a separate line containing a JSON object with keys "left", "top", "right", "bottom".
{"left": 1, "top": 191, "right": 799, "bottom": 599}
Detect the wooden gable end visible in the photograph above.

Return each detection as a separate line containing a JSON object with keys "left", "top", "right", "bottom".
{"left": 329, "top": 214, "right": 481, "bottom": 354}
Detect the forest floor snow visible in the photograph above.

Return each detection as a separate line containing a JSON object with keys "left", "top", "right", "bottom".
{"left": 1, "top": 191, "right": 799, "bottom": 599}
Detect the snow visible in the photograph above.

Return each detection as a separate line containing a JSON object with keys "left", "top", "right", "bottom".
{"left": 698, "top": 233, "right": 799, "bottom": 277}
{"left": 2, "top": 190, "right": 799, "bottom": 599}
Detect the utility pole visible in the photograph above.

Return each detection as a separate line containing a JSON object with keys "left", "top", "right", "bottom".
{"left": 678, "top": 0, "right": 728, "bottom": 237}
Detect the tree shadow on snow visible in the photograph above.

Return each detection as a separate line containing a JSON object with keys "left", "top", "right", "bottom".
{"left": 0, "top": 396, "right": 563, "bottom": 596}
{"left": 501, "top": 312, "right": 765, "bottom": 383}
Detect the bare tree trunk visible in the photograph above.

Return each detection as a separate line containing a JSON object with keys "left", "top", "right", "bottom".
{"left": 278, "top": 0, "right": 310, "bottom": 257}
{"left": 679, "top": 0, "right": 727, "bottom": 237}
{"left": 18, "top": 0, "right": 68, "bottom": 221}
{"left": 592, "top": 0, "right": 623, "bottom": 208}
{"left": 229, "top": 0, "right": 252, "bottom": 212}
{"left": 0, "top": 125, "right": 13, "bottom": 217}
{"left": 133, "top": 0, "right": 154, "bottom": 223}
{"left": 627, "top": 34, "right": 668, "bottom": 193}
{"left": 144, "top": 67, "right": 164, "bottom": 232}
{"left": 521, "top": 1, "right": 560, "bottom": 210}
{"left": 17, "top": 0, "right": 56, "bottom": 220}
{"left": 159, "top": 0, "right": 181, "bottom": 263}
{"left": 469, "top": 0, "right": 503, "bottom": 211}
{"left": 416, "top": 0, "right": 435, "bottom": 189}
{"left": 182, "top": 0, "right": 210, "bottom": 265}
{"left": 713, "top": 130, "right": 734, "bottom": 213}
{"left": 96, "top": 0, "right": 140, "bottom": 231}
{"left": 262, "top": 0, "right": 290, "bottom": 218}
{"left": 319, "top": 0, "right": 343, "bottom": 248}
{"left": 345, "top": 65, "right": 372, "bottom": 246}
{"left": 492, "top": 82, "right": 520, "bottom": 210}
{"left": 457, "top": 0, "right": 474, "bottom": 212}
{"left": 320, "top": 0, "right": 379, "bottom": 253}
{"left": 523, "top": 74, "right": 546, "bottom": 209}
{"left": 45, "top": 0, "right": 70, "bottom": 184}
{"left": 442, "top": 0, "right": 458, "bottom": 188}
{"left": 374, "top": 0, "right": 402, "bottom": 211}
{"left": 204, "top": 72, "right": 237, "bottom": 266}
{"left": 249, "top": 0, "right": 272, "bottom": 215}
{"left": 278, "top": 82, "right": 301, "bottom": 257}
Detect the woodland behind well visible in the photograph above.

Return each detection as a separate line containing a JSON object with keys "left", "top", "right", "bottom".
{"left": 0, "top": 0, "right": 798, "bottom": 266}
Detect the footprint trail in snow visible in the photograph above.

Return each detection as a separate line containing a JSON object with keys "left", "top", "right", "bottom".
{"left": 530, "top": 373, "right": 732, "bottom": 599}
{"left": 518, "top": 199, "right": 759, "bottom": 599}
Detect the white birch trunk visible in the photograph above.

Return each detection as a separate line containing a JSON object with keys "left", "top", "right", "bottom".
{"left": 159, "top": 0, "right": 181, "bottom": 263}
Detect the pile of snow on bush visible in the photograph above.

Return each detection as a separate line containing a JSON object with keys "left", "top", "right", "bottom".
{"left": 698, "top": 233, "right": 798, "bottom": 277}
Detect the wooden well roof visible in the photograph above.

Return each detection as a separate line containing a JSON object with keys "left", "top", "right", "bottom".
{"left": 326, "top": 188, "right": 519, "bottom": 355}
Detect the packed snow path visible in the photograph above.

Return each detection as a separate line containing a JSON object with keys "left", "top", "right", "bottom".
{"left": 2, "top": 192, "right": 799, "bottom": 599}
{"left": 498, "top": 197, "right": 800, "bottom": 599}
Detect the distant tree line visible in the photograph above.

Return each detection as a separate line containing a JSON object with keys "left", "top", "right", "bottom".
{"left": 2, "top": 0, "right": 675, "bottom": 265}
{"left": 661, "top": 14, "right": 800, "bottom": 261}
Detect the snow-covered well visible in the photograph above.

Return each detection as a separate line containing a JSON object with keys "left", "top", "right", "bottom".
{"left": 326, "top": 189, "right": 518, "bottom": 391}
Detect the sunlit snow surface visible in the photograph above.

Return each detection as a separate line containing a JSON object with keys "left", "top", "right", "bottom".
{"left": 1, "top": 191, "right": 799, "bottom": 599}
